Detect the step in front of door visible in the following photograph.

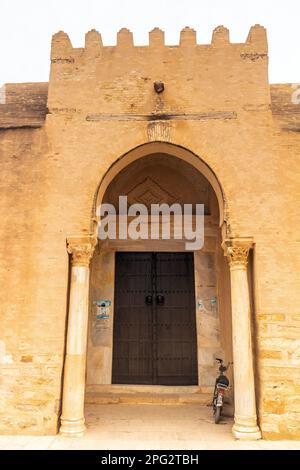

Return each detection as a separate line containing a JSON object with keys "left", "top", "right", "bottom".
{"left": 85, "top": 387, "right": 212, "bottom": 405}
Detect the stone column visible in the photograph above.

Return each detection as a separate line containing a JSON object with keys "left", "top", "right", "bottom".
{"left": 60, "top": 236, "right": 96, "bottom": 437}
{"left": 223, "top": 238, "right": 261, "bottom": 440}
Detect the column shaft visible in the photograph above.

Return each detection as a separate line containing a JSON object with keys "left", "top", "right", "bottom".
{"left": 60, "top": 237, "right": 95, "bottom": 437}
{"left": 225, "top": 240, "right": 261, "bottom": 440}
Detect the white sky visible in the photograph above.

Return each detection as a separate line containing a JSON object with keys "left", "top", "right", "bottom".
{"left": 0, "top": 0, "right": 299, "bottom": 84}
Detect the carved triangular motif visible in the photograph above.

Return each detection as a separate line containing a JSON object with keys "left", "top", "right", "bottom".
{"left": 127, "top": 177, "right": 179, "bottom": 208}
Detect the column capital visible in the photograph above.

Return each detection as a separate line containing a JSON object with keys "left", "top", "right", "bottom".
{"left": 66, "top": 235, "right": 97, "bottom": 267}
{"left": 222, "top": 237, "right": 254, "bottom": 268}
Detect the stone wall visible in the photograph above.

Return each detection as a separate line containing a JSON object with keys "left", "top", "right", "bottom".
{"left": 0, "top": 25, "right": 299, "bottom": 437}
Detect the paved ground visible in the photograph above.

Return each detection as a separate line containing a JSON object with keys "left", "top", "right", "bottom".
{"left": 1, "top": 404, "right": 300, "bottom": 450}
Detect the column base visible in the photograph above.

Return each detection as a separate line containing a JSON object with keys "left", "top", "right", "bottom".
{"left": 59, "top": 417, "right": 86, "bottom": 437}
{"left": 232, "top": 423, "right": 262, "bottom": 440}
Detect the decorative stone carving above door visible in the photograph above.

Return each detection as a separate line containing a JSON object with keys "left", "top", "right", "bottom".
{"left": 102, "top": 153, "right": 217, "bottom": 216}
{"left": 127, "top": 176, "right": 179, "bottom": 209}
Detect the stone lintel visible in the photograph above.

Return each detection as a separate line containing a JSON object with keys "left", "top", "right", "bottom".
{"left": 86, "top": 111, "right": 237, "bottom": 122}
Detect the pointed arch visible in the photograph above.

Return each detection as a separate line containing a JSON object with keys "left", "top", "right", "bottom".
{"left": 91, "top": 142, "right": 227, "bottom": 232}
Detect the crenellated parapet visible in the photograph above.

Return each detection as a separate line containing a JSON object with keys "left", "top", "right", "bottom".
{"left": 50, "top": 25, "right": 268, "bottom": 60}
{"left": 48, "top": 25, "right": 270, "bottom": 116}
{"left": 51, "top": 25, "right": 268, "bottom": 64}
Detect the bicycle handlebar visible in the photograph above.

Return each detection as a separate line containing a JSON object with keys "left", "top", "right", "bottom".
{"left": 216, "top": 359, "right": 233, "bottom": 372}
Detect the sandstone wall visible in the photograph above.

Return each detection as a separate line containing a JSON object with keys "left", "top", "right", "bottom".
{"left": 0, "top": 26, "right": 299, "bottom": 437}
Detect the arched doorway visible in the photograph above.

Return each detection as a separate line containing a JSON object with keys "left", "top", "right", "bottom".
{"left": 92, "top": 142, "right": 227, "bottom": 229}
{"left": 59, "top": 143, "right": 261, "bottom": 440}
{"left": 86, "top": 151, "right": 233, "bottom": 392}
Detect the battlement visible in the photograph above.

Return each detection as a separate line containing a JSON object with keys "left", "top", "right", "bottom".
{"left": 51, "top": 25, "right": 268, "bottom": 60}
{"left": 48, "top": 25, "right": 270, "bottom": 116}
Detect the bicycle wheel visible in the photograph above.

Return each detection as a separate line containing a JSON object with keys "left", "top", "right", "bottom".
{"left": 214, "top": 406, "right": 221, "bottom": 424}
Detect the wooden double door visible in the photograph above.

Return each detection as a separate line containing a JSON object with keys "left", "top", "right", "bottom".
{"left": 112, "top": 252, "right": 198, "bottom": 385}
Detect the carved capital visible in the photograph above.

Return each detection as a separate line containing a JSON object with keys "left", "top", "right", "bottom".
{"left": 226, "top": 245, "right": 250, "bottom": 267}
{"left": 67, "top": 235, "right": 97, "bottom": 267}
{"left": 222, "top": 238, "right": 253, "bottom": 268}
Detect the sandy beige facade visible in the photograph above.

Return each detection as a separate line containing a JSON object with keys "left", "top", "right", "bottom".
{"left": 0, "top": 25, "right": 299, "bottom": 439}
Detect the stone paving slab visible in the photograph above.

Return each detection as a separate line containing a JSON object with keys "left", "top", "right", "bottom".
{"left": 1, "top": 404, "right": 300, "bottom": 450}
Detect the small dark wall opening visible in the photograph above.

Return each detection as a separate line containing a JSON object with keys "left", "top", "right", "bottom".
{"left": 112, "top": 252, "right": 198, "bottom": 385}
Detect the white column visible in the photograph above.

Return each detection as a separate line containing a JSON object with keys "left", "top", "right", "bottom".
{"left": 224, "top": 238, "right": 261, "bottom": 440}
{"left": 60, "top": 236, "right": 96, "bottom": 437}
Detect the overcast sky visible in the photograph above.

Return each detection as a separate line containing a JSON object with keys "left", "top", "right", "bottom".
{"left": 0, "top": 0, "right": 299, "bottom": 84}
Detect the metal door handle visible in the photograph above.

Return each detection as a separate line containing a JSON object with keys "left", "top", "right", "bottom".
{"left": 156, "top": 294, "right": 165, "bottom": 305}
{"left": 145, "top": 295, "right": 153, "bottom": 305}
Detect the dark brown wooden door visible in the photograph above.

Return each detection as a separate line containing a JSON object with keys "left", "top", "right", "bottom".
{"left": 112, "top": 252, "right": 198, "bottom": 385}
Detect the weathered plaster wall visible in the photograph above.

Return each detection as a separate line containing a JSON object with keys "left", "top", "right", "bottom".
{"left": 194, "top": 249, "right": 224, "bottom": 389}
{"left": 87, "top": 249, "right": 115, "bottom": 385}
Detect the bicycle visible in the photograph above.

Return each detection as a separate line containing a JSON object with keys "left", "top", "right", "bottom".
{"left": 212, "top": 358, "right": 232, "bottom": 424}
